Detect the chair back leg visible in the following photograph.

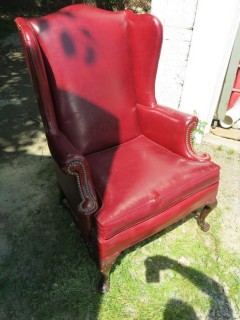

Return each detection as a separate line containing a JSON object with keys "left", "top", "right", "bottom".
{"left": 197, "top": 199, "right": 218, "bottom": 232}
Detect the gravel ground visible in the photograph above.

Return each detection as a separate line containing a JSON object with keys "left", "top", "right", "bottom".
{"left": 0, "top": 33, "right": 240, "bottom": 319}
{"left": 198, "top": 142, "right": 240, "bottom": 253}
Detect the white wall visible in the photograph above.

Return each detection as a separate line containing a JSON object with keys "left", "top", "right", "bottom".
{"left": 152, "top": 0, "right": 240, "bottom": 135}
{"left": 179, "top": 0, "right": 240, "bottom": 132}
{"left": 151, "top": 0, "right": 198, "bottom": 109}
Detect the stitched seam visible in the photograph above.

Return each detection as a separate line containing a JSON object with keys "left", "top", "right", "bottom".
{"left": 100, "top": 181, "right": 219, "bottom": 239}
{"left": 97, "top": 168, "right": 219, "bottom": 227}
{"left": 102, "top": 182, "right": 219, "bottom": 240}
{"left": 87, "top": 135, "right": 144, "bottom": 158}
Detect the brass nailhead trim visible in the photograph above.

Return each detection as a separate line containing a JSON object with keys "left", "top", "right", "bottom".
{"left": 67, "top": 161, "right": 97, "bottom": 213}
{"left": 186, "top": 121, "right": 198, "bottom": 158}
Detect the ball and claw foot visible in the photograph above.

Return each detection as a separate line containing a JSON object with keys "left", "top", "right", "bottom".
{"left": 197, "top": 220, "right": 210, "bottom": 232}
{"left": 196, "top": 199, "right": 217, "bottom": 232}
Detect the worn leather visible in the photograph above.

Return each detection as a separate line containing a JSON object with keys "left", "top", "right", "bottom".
{"left": 87, "top": 135, "right": 219, "bottom": 239}
{"left": 96, "top": 183, "right": 219, "bottom": 264}
{"left": 28, "top": 6, "right": 141, "bottom": 155}
{"left": 15, "top": 4, "right": 220, "bottom": 270}
{"left": 137, "top": 104, "right": 211, "bottom": 161}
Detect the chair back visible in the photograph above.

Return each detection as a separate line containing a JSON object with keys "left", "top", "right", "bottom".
{"left": 16, "top": 5, "right": 162, "bottom": 155}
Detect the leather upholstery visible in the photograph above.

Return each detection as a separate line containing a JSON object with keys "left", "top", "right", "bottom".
{"left": 28, "top": 6, "right": 141, "bottom": 155}
{"left": 87, "top": 135, "right": 219, "bottom": 240}
{"left": 15, "top": 4, "right": 220, "bottom": 274}
{"left": 97, "top": 183, "right": 218, "bottom": 264}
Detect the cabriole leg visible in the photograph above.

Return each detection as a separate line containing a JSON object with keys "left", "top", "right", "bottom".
{"left": 98, "top": 268, "right": 111, "bottom": 294}
{"left": 97, "top": 253, "right": 120, "bottom": 294}
{"left": 197, "top": 199, "right": 217, "bottom": 232}
{"left": 58, "top": 185, "right": 65, "bottom": 206}
{"left": 90, "top": 231, "right": 120, "bottom": 294}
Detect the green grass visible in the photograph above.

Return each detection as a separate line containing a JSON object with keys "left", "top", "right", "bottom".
{"left": 216, "top": 145, "right": 223, "bottom": 152}
{"left": 227, "top": 149, "right": 235, "bottom": 155}
{"left": 0, "top": 154, "right": 239, "bottom": 320}
{"left": 226, "top": 148, "right": 235, "bottom": 159}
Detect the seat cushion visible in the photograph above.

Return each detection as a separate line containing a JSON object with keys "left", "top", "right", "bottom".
{"left": 86, "top": 135, "right": 220, "bottom": 240}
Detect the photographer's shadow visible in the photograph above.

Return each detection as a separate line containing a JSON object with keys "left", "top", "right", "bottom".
{"left": 145, "top": 256, "right": 233, "bottom": 320}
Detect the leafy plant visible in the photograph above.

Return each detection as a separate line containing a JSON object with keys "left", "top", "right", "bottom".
{"left": 191, "top": 111, "right": 208, "bottom": 145}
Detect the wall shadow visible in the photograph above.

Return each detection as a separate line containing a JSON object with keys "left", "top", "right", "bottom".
{"left": 145, "top": 256, "right": 233, "bottom": 320}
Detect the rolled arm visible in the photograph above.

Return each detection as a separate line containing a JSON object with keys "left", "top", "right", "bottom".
{"left": 137, "top": 104, "right": 210, "bottom": 162}
{"left": 47, "top": 131, "right": 98, "bottom": 214}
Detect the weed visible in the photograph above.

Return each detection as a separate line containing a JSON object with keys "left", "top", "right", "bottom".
{"left": 191, "top": 111, "right": 208, "bottom": 145}
{"left": 227, "top": 149, "right": 235, "bottom": 156}
{"left": 216, "top": 145, "right": 223, "bottom": 151}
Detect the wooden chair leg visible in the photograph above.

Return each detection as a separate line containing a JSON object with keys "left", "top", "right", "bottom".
{"left": 97, "top": 253, "right": 120, "bottom": 294}
{"left": 197, "top": 199, "right": 217, "bottom": 232}
{"left": 98, "top": 268, "right": 111, "bottom": 294}
{"left": 58, "top": 185, "right": 65, "bottom": 206}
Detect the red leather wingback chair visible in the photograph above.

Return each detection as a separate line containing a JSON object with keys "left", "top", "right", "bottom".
{"left": 15, "top": 4, "right": 220, "bottom": 293}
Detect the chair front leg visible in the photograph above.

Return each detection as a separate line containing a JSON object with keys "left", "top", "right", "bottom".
{"left": 197, "top": 199, "right": 217, "bottom": 232}
{"left": 97, "top": 252, "right": 120, "bottom": 294}
{"left": 58, "top": 185, "right": 65, "bottom": 206}
{"left": 98, "top": 268, "right": 111, "bottom": 294}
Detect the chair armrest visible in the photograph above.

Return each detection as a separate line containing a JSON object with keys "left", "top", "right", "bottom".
{"left": 137, "top": 104, "right": 210, "bottom": 162}
{"left": 47, "top": 131, "right": 98, "bottom": 214}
